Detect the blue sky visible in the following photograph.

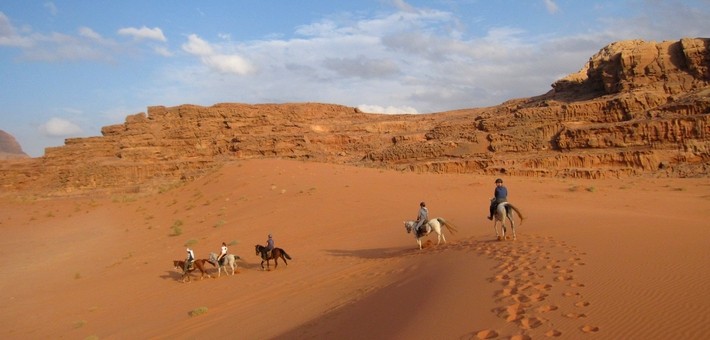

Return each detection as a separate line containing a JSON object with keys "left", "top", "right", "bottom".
{"left": 1, "top": 1, "right": 708, "bottom": 157}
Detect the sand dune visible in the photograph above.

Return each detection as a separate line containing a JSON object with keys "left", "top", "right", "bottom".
{"left": 0, "top": 159, "right": 708, "bottom": 339}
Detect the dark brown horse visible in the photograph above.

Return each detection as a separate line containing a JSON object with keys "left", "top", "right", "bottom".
{"left": 173, "top": 259, "right": 214, "bottom": 282}
{"left": 255, "top": 245, "right": 292, "bottom": 270}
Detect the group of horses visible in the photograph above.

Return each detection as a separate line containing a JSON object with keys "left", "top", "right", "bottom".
{"left": 173, "top": 245, "right": 293, "bottom": 283}
{"left": 173, "top": 202, "right": 523, "bottom": 282}
{"left": 404, "top": 202, "right": 524, "bottom": 250}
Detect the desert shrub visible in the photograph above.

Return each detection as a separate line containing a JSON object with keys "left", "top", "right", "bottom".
{"left": 170, "top": 220, "right": 184, "bottom": 236}
{"left": 189, "top": 307, "right": 208, "bottom": 317}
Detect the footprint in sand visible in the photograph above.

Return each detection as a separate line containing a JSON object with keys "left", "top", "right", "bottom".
{"left": 545, "top": 329, "right": 562, "bottom": 337}
{"left": 580, "top": 325, "right": 600, "bottom": 333}
{"left": 518, "top": 316, "right": 544, "bottom": 329}
{"left": 536, "top": 304, "right": 558, "bottom": 313}
{"left": 574, "top": 301, "right": 590, "bottom": 307}
{"left": 569, "top": 282, "right": 585, "bottom": 288}
{"left": 554, "top": 275, "right": 574, "bottom": 282}
{"left": 534, "top": 283, "right": 553, "bottom": 292}
{"left": 562, "top": 291, "right": 581, "bottom": 298}
{"left": 509, "top": 335, "right": 532, "bottom": 340}
{"left": 475, "top": 329, "right": 499, "bottom": 339}
{"left": 563, "top": 312, "right": 587, "bottom": 319}
{"left": 495, "top": 303, "right": 526, "bottom": 322}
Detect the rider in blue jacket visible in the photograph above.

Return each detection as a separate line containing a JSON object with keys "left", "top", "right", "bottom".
{"left": 488, "top": 178, "right": 508, "bottom": 220}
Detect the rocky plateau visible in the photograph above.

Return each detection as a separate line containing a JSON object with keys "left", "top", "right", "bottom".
{"left": 1, "top": 37, "right": 708, "bottom": 197}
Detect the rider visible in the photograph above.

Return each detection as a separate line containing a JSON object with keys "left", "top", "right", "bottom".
{"left": 184, "top": 248, "right": 195, "bottom": 271}
{"left": 488, "top": 178, "right": 508, "bottom": 220}
{"left": 216, "top": 242, "right": 228, "bottom": 265}
{"left": 414, "top": 201, "right": 428, "bottom": 234}
{"left": 264, "top": 234, "right": 274, "bottom": 258}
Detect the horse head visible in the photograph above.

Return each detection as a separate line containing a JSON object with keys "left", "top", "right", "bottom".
{"left": 255, "top": 244, "right": 262, "bottom": 256}
{"left": 173, "top": 260, "right": 181, "bottom": 270}
{"left": 404, "top": 221, "right": 414, "bottom": 233}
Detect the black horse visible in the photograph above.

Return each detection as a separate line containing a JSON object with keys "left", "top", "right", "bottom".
{"left": 255, "top": 244, "right": 292, "bottom": 270}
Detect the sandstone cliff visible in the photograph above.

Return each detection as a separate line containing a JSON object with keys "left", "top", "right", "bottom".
{"left": 1, "top": 38, "right": 708, "bottom": 196}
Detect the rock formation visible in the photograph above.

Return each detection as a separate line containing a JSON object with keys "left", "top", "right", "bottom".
{"left": 1, "top": 38, "right": 708, "bottom": 197}
{"left": 0, "top": 130, "right": 29, "bottom": 160}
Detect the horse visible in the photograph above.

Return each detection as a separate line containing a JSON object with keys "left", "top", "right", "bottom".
{"left": 404, "top": 217, "right": 459, "bottom": 250}
{"left": 492, "top": 202, "right": 524, "bottom": 241}
{"left": 172, "top": 259, "right": 214, "bottom": 282}
{"left": 208, "top": 252, "right": 241, "bottom": 277}
{"left": 255, "top": 244, "right": 292, "bottom": 271}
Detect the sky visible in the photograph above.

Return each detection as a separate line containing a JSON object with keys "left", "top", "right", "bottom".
{"left": 1, "top": 1, "right": 709, "bottom": 157}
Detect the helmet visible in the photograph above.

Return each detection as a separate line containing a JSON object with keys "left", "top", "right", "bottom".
{"left": 420, "top": 201, "right": 426, "bottom": 207}
{"left": 186, "top": 248, "right": 190, "bottom": 252}
{"left": 268, "top": 234, "right": 272, "bottom": 238}
{"left": 495, "top": 178, "right": 503, "bottom": 184}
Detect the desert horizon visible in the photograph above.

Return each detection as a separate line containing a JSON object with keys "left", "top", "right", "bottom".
{"left": 1, "top": 158, "right": 708, "bottom": 339}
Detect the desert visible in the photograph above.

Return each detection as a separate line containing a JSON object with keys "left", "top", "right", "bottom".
{"left": 0, "top": 158, "right": 709, "bottom": 339}
{"left": 0, "top": 36, "right": 709, "bottom": 339}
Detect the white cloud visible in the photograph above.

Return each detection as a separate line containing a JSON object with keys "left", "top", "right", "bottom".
{"left": 181, "top": 34, "right": 253, "bottom": 75}
{"left": 182, "top": 34, "right": 213, "bottom": 55}
{"left": 357, "top": 104, "right": 419, "bottom": 114}
{"left": 0, "top": 12, "right": 33, "bottom": 47}
{"left": 153, "top": 46, "right": 173, "bottom": 57}
{"left": 117, "top": 26, "right": 166, "bottom": 42}
{"left": 44, "top": 2, "right": 58, "bottom": 16}
{"left": 543, "top": 0, "right": 559, "bottom": 14}
{"left": 39, "top": 118, "right": 83, "bottom": 137}
{"left": 78, "top": 27, "right": 102, "bottom": 40}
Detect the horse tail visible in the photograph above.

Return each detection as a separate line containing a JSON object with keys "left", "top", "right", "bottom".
{"left": 437, "top": 217, "right": 459, "bottom": 234}
{"left": 507, "top": 204, "right": 524, "bottom": 226}
{"left": 281, "top": 249, "right": 292, "bottom": 260}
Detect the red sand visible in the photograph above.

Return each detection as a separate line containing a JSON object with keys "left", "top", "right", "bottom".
{"left": 1, "top": 159, "right": 708, "bottom": 339}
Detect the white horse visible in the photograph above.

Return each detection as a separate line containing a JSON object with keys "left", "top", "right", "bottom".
{"left": 493, "top": 202, "right": 524, "bottom": 240}
{"left": 208, "top": 252, "right": 240, "bottom": 277}
{"left": 404, "top": 217, "right": 459, "bottom": 250}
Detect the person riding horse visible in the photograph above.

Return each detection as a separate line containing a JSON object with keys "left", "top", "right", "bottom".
{"left": 488, "top": 178, "right": 508, "bottom": 220}
{"left": 184, "top": 248, "right": 195, "bottom": 272}
{"left": 264, "top": 234, "right": 274, "bottom": 259}
{"left": 216, "top": 242, "right": 228, "bottom": 265}
{"left": 414, "top": 202, "right": 428, "bottom": 235}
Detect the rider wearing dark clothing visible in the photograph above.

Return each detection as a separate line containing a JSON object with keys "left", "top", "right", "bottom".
{"left": 488, "top": 178, "right": 508, "bottom": 220}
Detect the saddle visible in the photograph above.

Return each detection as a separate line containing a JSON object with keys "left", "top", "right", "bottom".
{"left": 416, "top": 225, "right": 430, "bottom": 238}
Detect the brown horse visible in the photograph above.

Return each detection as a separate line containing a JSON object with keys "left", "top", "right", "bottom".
{"left": 255, "top": 245, "right": 292, "bottom": 271}
{"left": 173, "top": 259, "right": 214, "bottom": 282}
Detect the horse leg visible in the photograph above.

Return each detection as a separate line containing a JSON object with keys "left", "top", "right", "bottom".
{"left": 417, "top": 238, "right": 422, "bottom": 250}
{"left": 509, "top": 215, "right": 517, "bottom": 240}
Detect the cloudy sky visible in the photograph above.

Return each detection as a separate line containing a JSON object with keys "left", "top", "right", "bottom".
{"left": 1, "top": 0, "right": 708, "bottom": 157}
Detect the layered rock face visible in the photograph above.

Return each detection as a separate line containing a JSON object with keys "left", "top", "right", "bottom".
{"left": 1, "top": 38, "right": 708, "bottom": 196}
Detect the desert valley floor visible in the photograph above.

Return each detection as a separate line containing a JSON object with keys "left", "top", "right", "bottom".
{"left": 1, "top": 159, "right": 708, "bottom": 339}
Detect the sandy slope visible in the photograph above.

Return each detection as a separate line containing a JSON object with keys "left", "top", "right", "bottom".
{"left": 0, "top": 159, "right": 708, "bottom": 339}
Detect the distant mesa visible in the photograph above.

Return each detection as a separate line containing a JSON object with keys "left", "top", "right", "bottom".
{"left": 0, "top": 130, "right": 29, "bottom": 160}
{"left": 0, "top": 37, "right": 708, "bottom": 197}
